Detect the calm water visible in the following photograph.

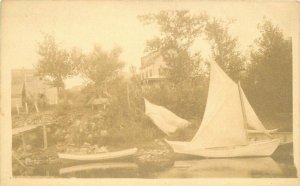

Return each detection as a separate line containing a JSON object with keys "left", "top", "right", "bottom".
{"left": 19, "top": 152, "right": 297, "bottom": 178}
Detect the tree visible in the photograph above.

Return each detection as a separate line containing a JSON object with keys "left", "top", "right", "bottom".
{"left": 36, "top": 34, "right": 75, "bottom": 97}
{"left": 79, "top": 45, "right": 124, "bottom": 94}
{"left": 138, "top": 11, "right": 212, "bottom": 119}
{"left": 205, "top": 18, "right": 245, "bottom": 81}
{"left": 246, "top": 20, "right": 292, "bottom": 116}
{"left": 139, "top": 10, "right": 208, "bottom": 84}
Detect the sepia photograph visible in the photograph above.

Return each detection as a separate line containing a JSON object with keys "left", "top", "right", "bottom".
{"left": 0, "top": 0, "right": 299, "bottom": 185}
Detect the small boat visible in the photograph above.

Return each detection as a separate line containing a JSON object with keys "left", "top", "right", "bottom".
{"left": 162, "top": 61, "right": 280, "bottom": 158}
{"left": 166, "top": 139, "right": 280, "bottom": 158}
{"left": 58, "top": 148, "right": 138, "bottom": 162}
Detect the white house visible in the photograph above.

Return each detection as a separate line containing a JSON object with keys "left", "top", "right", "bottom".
{"left": 140, "top": 52, "right": 166, "bottom": 83}
{"left": 11, "top": 69, "right": 58, "bottom": 110}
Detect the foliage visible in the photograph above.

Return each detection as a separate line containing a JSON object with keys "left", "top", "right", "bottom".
{"left": 205, "top": 18, "right": 245, "bottom": 81}
{"left": 24, "top": 15, "right": 293, "bottom": 153}
{"left": 78, "top": 45, "right": 124, "bottom": 93}
{"left": 137, "top": 10, "right": 210, "bottom": 123}
{"left": 139, "top": 10, "right": 207, "bottom": 84}
{"left": 142, "top": 77, "right": 209, "bottom": 120}
{"left": 36, "top": 33, "right": 76, "bottom": 91}
{"left": 244, "top": 20, "right": 292, "bottom": 115}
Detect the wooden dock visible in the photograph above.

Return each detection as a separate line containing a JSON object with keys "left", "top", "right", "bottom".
{"left": 12, "top": 122, "right": 56, "bottom": 136}
{"left": 12, "top": 122, "right": 57, "bottom": 151}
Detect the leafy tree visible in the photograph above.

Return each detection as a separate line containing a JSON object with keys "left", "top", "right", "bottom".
{"left": 138, "top": 10, "right": 211, "bottom": 120}
{"left": 139, "top": 10, "right": 208, "bottom": 84}
{"left": 36, "top": 34, "right": 75, "bottom": 97}
{"left": 79, "top": 45, "right": 124, "bottom": 94}
{"left": 245, "top": 20, "right": 292, "bottom": 116}
{"left": 205, "top": 18, "right": 245, "bottom": 81}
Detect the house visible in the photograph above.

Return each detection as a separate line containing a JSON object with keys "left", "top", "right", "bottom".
{"left": 11, "top": 69, "right": 58, "bottom": 110}
{"left": 140, "top": 52, "right": 166, "bottom": 85}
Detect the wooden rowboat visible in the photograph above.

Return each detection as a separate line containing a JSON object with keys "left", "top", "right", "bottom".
{"left": 58, "top": 148, "right": 138, "bottom": 162}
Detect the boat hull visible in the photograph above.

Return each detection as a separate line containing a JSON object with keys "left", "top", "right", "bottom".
{"left": 165, "top": 139, "right": 280, "bottom": 158}
{"left": 58, "top": 148, "right": 138, "bottom": 162}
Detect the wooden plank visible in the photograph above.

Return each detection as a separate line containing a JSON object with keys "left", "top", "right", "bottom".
{"left": 12, "top": 122, "right": 57, "bottom": 136}
{"left": 21, "top": 134, "right": 26, "bottom": 154}
{"left": 34, "top": 102, "right": 39, "bottom": 113}
{"left": 13, "top": 125, "right": 41, "bottom": 136}
{"left": 25, "top": 102, "right": 29, "bottom": 114}
{"left": 12, "top": 153, "right": 26, "bottom": 168}
{"left": 16, "top": 104, "right": 20, "bottom": 115}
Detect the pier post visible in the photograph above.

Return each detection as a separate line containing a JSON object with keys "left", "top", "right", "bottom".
{"left": 43, "top": 123, "right": 48, "bottom": 149}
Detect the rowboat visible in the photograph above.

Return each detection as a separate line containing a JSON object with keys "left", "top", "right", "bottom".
{"left": 58, "top": 148, "right": 138, "bottom": 162}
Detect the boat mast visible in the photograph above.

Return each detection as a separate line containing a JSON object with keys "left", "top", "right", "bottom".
{"left": 238, "top": 81, "right": 249, "bottom": 142}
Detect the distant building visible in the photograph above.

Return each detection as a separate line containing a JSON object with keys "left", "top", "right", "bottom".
{"left": 11, "top": 69, "right": 58, "bottom": 109}
{"left": 140, "top": 52, "right": 166, "bottom": 84}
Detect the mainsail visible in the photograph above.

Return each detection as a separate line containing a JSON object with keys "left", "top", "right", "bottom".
{"left": 164, "top": 61, "right": 280, "bottom": 157}
{"left": 144, "top": 99, "right": 190, "bottom": 135}
{"left": 190, "top": 61, "right": 248, "bottom": 148}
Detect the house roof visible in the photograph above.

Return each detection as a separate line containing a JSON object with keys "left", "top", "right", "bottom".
{"left": 86, "top": 97, "right": 109, "bottom": 105}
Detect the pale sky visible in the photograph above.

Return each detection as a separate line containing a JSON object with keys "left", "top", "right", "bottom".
{"left": 1, "top": 1, "right": 297, "bottom": 88}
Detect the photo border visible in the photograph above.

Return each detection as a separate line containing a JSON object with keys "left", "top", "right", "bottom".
{"left": 1, "top": 1, "right": 299, "bottom": 185}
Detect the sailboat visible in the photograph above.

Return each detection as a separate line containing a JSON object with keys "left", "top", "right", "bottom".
{"left": 164, "top": 61, "right": 280, "bottom": 158}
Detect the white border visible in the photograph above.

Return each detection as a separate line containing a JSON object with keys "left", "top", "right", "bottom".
{"left": 1, "top": 1, "right": 299, "bottom": 186}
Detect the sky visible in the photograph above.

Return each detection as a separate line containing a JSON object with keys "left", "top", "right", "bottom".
{"left": 1, "top": 1, "right": 297, "bottom": 88}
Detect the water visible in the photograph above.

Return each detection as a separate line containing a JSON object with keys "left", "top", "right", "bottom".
{"left": 13, "top": 143, "right": 297, "bottom": 178}
{"left": 17, "top": 155, "right": 297, "bottom": 178}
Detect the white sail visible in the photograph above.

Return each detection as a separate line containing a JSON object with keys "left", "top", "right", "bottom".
{"left": 144, "top": 99, "right": 190, "bottom": 135}
{"left": 165, "top": 61, "right": 280, "bottom": 157}
{"left": 190, "top": 61, "right": 248, "bottom": 148}
{"left": 240, "top": 87, "right": 266, "bottom": 131}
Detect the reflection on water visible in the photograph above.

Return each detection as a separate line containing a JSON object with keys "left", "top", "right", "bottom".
{"left": 59, "top": 162, "right": 139, "bottom": 178}
{"left": 24, "top": 156, "right": 296, "bottom": 178}
{"left": 154, "top": 158, "right": 283, "bottom": 178}
{"left": 16, "top": 144, "right": 296, "bottom": 178}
